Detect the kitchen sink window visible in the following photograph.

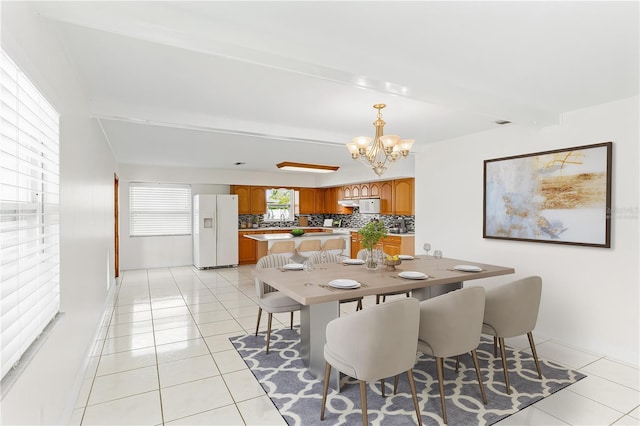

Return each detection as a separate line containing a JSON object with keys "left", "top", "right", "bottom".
{"left": 265, "top": 188, "right": 295, "bottom": 222}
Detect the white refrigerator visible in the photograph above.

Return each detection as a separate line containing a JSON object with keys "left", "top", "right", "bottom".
{"left": 193, "top": 194, "right": 239, "bottom": 268}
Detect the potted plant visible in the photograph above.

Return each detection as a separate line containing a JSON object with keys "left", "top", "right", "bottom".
{"left": 358, "top": 220, "right": 387, "bottom": 270}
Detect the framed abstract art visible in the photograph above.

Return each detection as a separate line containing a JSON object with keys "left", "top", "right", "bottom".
{"left": 483, "top": 142, "right": 612, "bottom": 247}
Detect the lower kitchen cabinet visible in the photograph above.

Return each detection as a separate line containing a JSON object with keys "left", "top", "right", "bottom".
{"left": 238, "top": 231, "right": 257, "bottom": 264}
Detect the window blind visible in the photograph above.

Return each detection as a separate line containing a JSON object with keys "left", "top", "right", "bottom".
{"left": 1, "top": 50, "right": 60, "bottom": 380}
{"left": 129, "top": 183, "right": 191, "bottom": 236}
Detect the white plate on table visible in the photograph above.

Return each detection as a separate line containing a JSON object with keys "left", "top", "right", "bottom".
{"left": 343, "top": 259, "right": 365, "bottom": 265}
{"left": 328, "top": 279, "right": 361, "bottom": 289}
{"left": 398, "top": 271, "right": 428, "bottom": 280}
{"left": 454, "top": 265, "right": 482, "bottom": 272}
{"left": 398, "top": 255, "right": 414, "bottom": 260}
{"left": 283, "top": 263, "right": 304, "bottom": 270}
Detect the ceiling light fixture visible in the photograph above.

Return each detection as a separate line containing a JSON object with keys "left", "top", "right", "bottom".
{"left": 276, "top": 161, "right": 339, "bottom": 174}
{"left": 346, "top": 103, "right": 414, "bottom": 177}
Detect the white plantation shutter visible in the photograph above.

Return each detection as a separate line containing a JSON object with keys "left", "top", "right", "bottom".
{"left": 1, "top": 50, "right": 60, "bottom": 379}
{"left": 129, "top": 183, "right": 191, "bottom": 236}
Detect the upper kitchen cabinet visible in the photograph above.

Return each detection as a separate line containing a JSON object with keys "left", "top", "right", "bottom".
{"left": 359, "top": 183, "right": 370, "bottom": 198}
{"left": 393, "top": 178, "right": 414, "bottom": 215}
{"left": 369, "top": 181, "right": 381, "bottom": 198}
{"left": 230, "top": 185, "right": 251, "bottom": 214}
{"left": 351, "top": 184, "right": 360, "bottom": 199}
{"left": 250, "top": 186, "right": 267, "bottom": 214}
{"left": 230, "top": 185, "right": 267, "bottom": 214}
{"left": 379, "top": 180, "right": 394, "bottom": 215}
{"left": 341, "top": 185, "right": 352, "bottom": 200}
{"left": 314, "top": 188, "right": 325, "bottom": 214}
{"left": 298, "top": 187, "right": 316, "bottom": 215}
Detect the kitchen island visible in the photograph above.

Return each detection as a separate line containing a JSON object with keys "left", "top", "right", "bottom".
{"left": 244, "top": 232, "right": 350, "bottom": 261}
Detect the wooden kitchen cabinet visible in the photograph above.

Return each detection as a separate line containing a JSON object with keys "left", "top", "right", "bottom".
{"left": 341, "top": 186, "right": 352, "bottom": 199}
{"left": 314, "top": 188, "right": 325, "bottom": 213}
{"left": 238, "top": 230, "right": 257, "bottom": 264}
{"left": 298, "top": 187, "right": 316, "bottom": 214}
{"left": 359, "top": 183, "right": 370, "bottom": 198}
{"left": 351, "top": 184, "right": 360, "bottom": 199}
{"left": 230, "top": 185, "right": 251, "bottom": 214}
{"left": 350, "top": 231, "right": 362, "bottom": 258}
{"left": 250, "top": 186, "right": 267, "bottom": 214}
{"left": 381, "top": 235, "right": 415, "bottom": 256}
{"left": 379, "top": 180, "right": 394, "bottom": 215}
{"left": 393, "top": 178, "right": 414, "bottom": 215}
{"left": 231, "top": 185, "right": 267, "bottom": 215}
{"left": 369, "top": 181, "right": 381, "bottom": 198}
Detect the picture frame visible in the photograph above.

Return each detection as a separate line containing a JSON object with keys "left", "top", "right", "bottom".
{"left": 483, "top": 142, "right": 612, "bottom": 248}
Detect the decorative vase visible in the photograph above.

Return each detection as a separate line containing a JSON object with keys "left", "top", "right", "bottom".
{"left": 365, "top": 248, "right": 378, "bottom": 271}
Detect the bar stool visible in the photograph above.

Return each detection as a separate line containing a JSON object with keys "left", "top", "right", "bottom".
{"left": 269, "top": 240, "right": 296, "bottom": 258}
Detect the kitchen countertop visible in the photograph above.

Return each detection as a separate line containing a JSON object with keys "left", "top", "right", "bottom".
{"left": 243, "top": 232, "right": 349, "bottom": 241}
{"left": 239, "top": 227, "right": 415, "bottom": 237}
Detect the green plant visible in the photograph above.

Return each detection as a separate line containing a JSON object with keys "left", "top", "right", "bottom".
{"left": 358, "top": 220, "right": 387, "bottom": 250}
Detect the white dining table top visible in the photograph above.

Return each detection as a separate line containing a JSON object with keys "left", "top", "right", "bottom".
{"left": 254, "top": 255, "right": 515, "bottom": 305}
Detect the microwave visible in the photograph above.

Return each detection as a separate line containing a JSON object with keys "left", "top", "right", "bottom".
{"left": 359, "top": 198, "right": 380, "bottom": 214}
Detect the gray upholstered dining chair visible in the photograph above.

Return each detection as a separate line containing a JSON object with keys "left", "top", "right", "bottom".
{"left": 254, "top": 254, "right": 302, "bottom": 353}
{"left": 356, "top": 248, "right": 411, "bottom": 303}
{"left": 320, "top": 298, "right": 422, "bottom": 426}
{"left": 482, "top": 276, "right": 543, "bottom": 394}
{"left": 417, "top": 287, "right": 487, "bottom": 424}
{"left": 309, "top": 251, "right": 363, "bottom": 311}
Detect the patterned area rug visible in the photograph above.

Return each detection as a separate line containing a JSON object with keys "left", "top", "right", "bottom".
{"left": 231, "top": 329, "right": 585, "bottom": 425}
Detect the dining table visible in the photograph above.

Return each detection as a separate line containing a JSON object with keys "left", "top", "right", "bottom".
{"left": 253, "top": 254, "right": 515, "bottom": 388}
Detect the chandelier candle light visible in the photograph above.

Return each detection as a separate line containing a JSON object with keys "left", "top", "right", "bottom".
{"left": 346, "top": 104, "right": 414, "bottom": 176}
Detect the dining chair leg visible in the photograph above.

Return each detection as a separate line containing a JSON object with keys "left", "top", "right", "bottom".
{"left": 255, "top": 307, "right": 262, "bottom": 336}
{"left": 382, "top": 295, "right": 387, "bottom": 303}
{"left": 471, "top": 349, "right": 487, "bottom": 404}
{"left": 493, "top": 336, "right": 498, "bottom": 357}
{"left": 290, "top": 311, "right": 294, "bottom": 330}
{"left": 266, "top": 313, "right": 273, "bottom": 354}
{"left": 380, "top": 378, "right": 386, "bottom": 397}
{"left": 359, "top": 380, "right": 368, "bottom": 426}
{"left": 498, "top": 337, "right": 511, "bottom": 394}
{"left": 376, "top": 295, "right": 381, "bottom": 304}
{"left": 320, "top": 362, "right": 331, "bottom": 420}
{"left": 393, "top": 374, "right": 399, "bottom": 394}
{"left": 455, "top": 355, "right": 460, "bottom": 372}
{"left": 436, "top": 357, "right": 448, "bottom": 424}
{"left": 527, "top": 332, "right": 543, "bottom": 379}
{"left": 356, "top": 299, "right": 362, "bottom": 311}
{"left": 407, "top": 369, "right": 423, "bottom": 426}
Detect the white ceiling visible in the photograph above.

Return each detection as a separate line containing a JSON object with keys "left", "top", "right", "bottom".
{"left": 32, "top": 1, "right": 638, "bottom": 176}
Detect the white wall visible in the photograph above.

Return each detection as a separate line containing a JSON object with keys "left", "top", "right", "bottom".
{"left": 117, "top": 164, "right": 231, "bottom": 269}
{"left": 414, "top": 96, "right": 639, "bottom": 366}
{"left": 1, "top": 3, "right": 118, "bottom": 425}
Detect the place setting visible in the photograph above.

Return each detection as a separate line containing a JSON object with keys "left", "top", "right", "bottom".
{"left": 279, "top": 263, "right": 305, "bottom": 271}
{"left": 319, "top": 279, "right": 364, "bottom": 292}
{"left": 342, "top": 258, "right": 365, "bottom": 265}
{"left": 450, "top": 264, "right": 484, "bottom": 272}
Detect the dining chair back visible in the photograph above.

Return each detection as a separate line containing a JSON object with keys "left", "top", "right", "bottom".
{"left": 357, "top": 248, "right": 410, "bottom": 303}
{"left": 321, "top": 298, "right": 422, "bottom": 426}
{"left": 254, "top": 254, "right": 301, "bottom": 353}
{"left": 309, "top": 251, "right": 363, "bottom": 311}
{"left": 322, "top": 238, "right": 345, "bottom": 255}
{"left": 308, "top": 251, "right": 341, "bottom": 264}
{"left": 482, "top": 276, "right": 543, "bottom": 394}
{"left": 269, "top": 240, "right": 296, "bottom": 258}
{"left": 417, "top": 287, "right": 487, "bottom": 423}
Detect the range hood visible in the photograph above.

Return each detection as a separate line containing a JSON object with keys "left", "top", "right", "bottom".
{"left": 337, "top": 199, "right": 360, "bottom": 207}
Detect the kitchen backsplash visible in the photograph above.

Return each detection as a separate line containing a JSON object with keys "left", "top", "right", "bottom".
{"left": 239, "top": 212, "right": 415, "bottom": 232}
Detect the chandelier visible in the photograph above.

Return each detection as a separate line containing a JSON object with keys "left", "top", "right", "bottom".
{"left": 346, "top": 104, "right": 414, "bottom": 176}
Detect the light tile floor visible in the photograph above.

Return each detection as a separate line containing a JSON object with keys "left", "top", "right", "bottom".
{"left": 70, "top": 265, "right": 640, "bottom": 425}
